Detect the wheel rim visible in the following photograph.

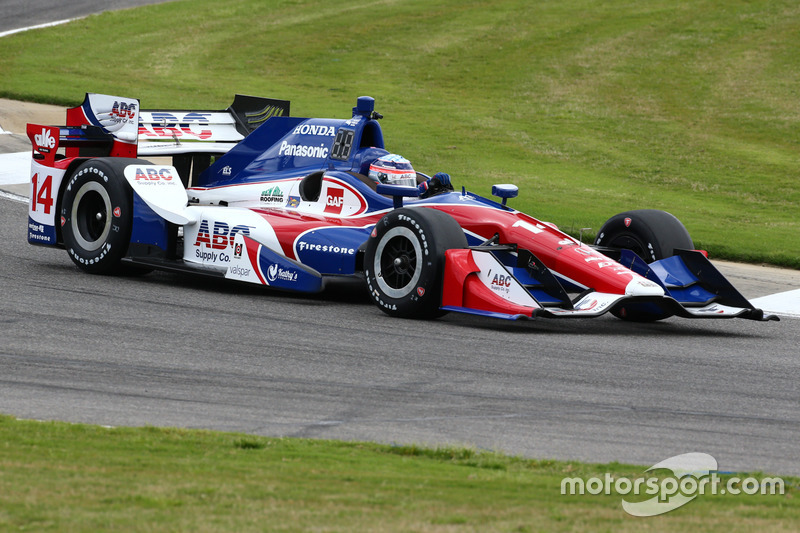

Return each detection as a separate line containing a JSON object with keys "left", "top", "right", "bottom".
{"left": 71, "top": 182, "right": 112, "bottom": 252}
{"left": 373, "top": 227, "right": 423, "bottom": 298}
{"left": 606, "top": 233, "right": 649, "bottom": 259}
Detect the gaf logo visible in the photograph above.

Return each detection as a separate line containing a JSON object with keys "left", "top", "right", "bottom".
{"left": 134, "top": 167, "right": 173, "bottom": 181}
{"left": 324, "top": 188, "right": 344, "bottom": 214}
{"left": 194, "top": 220, "right": 253, "bottom": 249}
{"left": 34, "top": 128, "right": 56, "bottom": 150}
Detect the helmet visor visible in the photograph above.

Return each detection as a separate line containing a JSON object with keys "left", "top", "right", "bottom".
{"left": 377, "top": 168, "right": 416, "bottom": 187}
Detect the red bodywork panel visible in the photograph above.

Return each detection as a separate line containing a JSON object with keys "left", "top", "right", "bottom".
{"left": 442, "top": 249, "right": 537, "bottom": 317}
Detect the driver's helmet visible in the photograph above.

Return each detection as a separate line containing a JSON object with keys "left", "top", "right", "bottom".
{"left": 368, "top": 154, "right": 416, "bottom": 187}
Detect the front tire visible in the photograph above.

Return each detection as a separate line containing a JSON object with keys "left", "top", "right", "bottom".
{"left": 594, "top": 209, "right": 693, "bottom": 262}
{"left": 364, "top": 207, "right": 467, "bottom": 318}
{"left": 61, "top": 158, "right": 143, "bottom": 274}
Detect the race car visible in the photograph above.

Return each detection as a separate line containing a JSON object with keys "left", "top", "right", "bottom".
{"left": 25, "top": 93, "right": 777, "bottom": 322}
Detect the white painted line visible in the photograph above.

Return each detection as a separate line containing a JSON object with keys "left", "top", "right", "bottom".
{"left": 0, "top": 18, "right": 78, "bottom": 39}
{"left": 751, "top": 290, "right": 800, "bottom": 319}
{"left": 0, "top": 152, "right": 30, "bottom": 185}
{"left": 0, "top": 189, "right": 27, "bottom": 203}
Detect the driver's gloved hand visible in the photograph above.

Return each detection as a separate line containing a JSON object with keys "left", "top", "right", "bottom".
{"left": 432, "top": 172, "right": 451, "bottom": 188}
{"left": 418, "top": 172, "right": 454, "bottom": 198}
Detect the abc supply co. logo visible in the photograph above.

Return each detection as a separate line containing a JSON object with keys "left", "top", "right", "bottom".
{"left": 560, "top": 452, "right": 785, "bottom": 517}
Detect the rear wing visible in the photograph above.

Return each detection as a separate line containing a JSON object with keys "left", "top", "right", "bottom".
{"left": 31, "top": 93, "right": 290, "bottom": 160}
{"left": 28, "top": 93, "right": 290, "bottom": 186}
{"left": 137, "top": 94, "right": 290, "bottom": 156}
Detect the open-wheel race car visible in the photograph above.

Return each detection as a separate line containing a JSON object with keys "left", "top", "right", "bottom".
{"left": 25, "top": 93, "right": 777, "bottom": 322}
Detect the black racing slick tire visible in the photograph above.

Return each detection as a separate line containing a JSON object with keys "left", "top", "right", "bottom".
{"left": 364, "top": 207, "right": 468, "bottom": 318}
{"left": 594, "top": 209, "right": 694, "bottom": 263}
{"left": 61, "top": 158, "right": 144, "bottom": 274}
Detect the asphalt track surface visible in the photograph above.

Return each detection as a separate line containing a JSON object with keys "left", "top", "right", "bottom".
{"left": 2, "top": 190, "right": 799, "bottom": 476}
{"left": 0, "top": 0, "right": 174, "bottom": 35}
{"left": 2, "top": 2, "right": 799, "bottom": 478}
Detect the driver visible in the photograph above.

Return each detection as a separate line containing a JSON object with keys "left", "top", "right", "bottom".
{"left": 368, "top": 153, "right": 454, "bottom": 199}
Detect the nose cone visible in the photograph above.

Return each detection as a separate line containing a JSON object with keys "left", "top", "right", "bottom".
{"left": 625, "top": 277, "right": 665, "bottom": 297}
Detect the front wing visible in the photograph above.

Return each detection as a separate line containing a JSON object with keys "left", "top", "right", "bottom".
{"left": 440, "top": 248, "right": 778, "bottom": 321}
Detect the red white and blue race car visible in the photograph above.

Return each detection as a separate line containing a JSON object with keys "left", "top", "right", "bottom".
{"left": 25, "top": 93, "right": 777, "bottom": 322}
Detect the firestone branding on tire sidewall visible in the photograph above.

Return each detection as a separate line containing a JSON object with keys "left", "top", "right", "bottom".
{"left": 61, "top": 159, "right": 135, "bottom": 274}
{"left": 68, "top": 242, "right": 112, "bottom": 266}
{"left": 365, "top": 207, "right": 466, "bottom": 318}
{"left": 397, "top": 213, "right": 430, "bottom": 259}
{"left": 66, "top": 165, "right": 108, "bottom": 191}
{"left": 368, "top": 213, "right": 434, "bottom": 310}
{"left": 365, "top": 268, "right": 398, "bottom": 312}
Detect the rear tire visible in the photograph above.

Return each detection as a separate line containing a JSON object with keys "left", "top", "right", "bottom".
{"left": 61, "top": 158, "right": 146, "bottom": 274}
{"left": 594, "top": 209, "right": 693, "bottom": 262}
{"left": 364, "top": 207, "right": 467, "bottom": 318}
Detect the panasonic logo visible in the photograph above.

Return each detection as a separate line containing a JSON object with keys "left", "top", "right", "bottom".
{"left": 278, "top": 141, "right": 329, "bottom": 158}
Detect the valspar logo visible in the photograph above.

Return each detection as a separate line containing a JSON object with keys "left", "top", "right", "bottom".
{"left": 560, "top": 452, "right": 785, "bottom": 517}
{"left": 34, "top": 128, "right": 56, "bottom": 151}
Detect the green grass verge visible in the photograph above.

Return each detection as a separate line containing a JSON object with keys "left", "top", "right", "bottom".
{"left": 0, "top": 0, "right": 798, "bottom": 266}
{"left": 0, "top": 415, "right": 797, "bottom": 532}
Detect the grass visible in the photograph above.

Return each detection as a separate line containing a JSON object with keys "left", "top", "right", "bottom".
{"left": 0, "top": 0, "right": 798, "bottom": 266}
{"left": 0, "top": 0, "right": 798, "bottom": 267}
{"left": 0, "top": 415, "right": 797, "bottom": 532}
